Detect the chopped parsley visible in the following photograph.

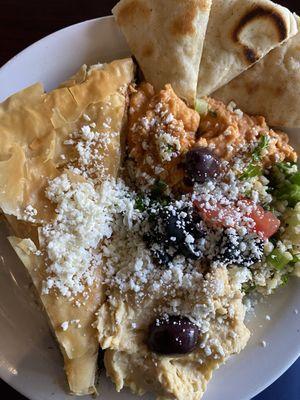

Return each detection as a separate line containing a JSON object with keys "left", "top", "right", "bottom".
{"left": 242, "top": 282, "right": 256, "bottom": 295}
{"left": 240, "top": 164, "right": 262, "bottom": 180}
{"left": 281, "top": 274, "right": 290, "bottom": 287}
{"left": 267, "top": 249, "right": 293, "bottom": 270}
{"left": 240, "top": 135, "right": 269, "bottom": 180}
{"left": 252, "top": 135, "right": 270, "bottom": 161}
{"left": 276, "top": 161, "right": 297, "bottom": 175}
{"left": 166, "top": 144, "right": 175, "bottom": 153}
{"left": 290, "top": 172, "right": 300, "bottom": 185}
{"left": 271, "top": 162, "right": 300, "bottom": 206}
{"left": 135, "top": 195, "right": 146, "bottom": 212}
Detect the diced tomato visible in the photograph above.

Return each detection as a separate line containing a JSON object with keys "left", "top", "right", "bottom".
{"left": 193, "top": 200, "right": 237, "bottom": 228}
{"left": 193, "top": 199, "right": 280, "bottom": 239}
{"left": 239, "top": 199, "right": 280, "bottom": 239}
{"left": 249, "top": 207, "right": 280, "bottom": 239}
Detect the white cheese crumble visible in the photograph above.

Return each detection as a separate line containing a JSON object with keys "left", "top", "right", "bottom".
{"left": 61, "top": 321, "right": 69, "bottom": 331}
{"left": 41, "top": 175, "right": 135, "bottom": 298}
{"left": 227, "top": 101, "right": 243, "bottom": 118}
{"left": 156, "top": 132, "right": 181, "bottom": 162}
{"left": 67, "top": 123, "right": 118, "bottom": 184}
{"left": 24, "top": 205, "right": 38, "bottom": 222}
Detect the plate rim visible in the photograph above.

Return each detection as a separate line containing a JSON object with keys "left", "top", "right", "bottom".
{"left": 0, "top": 15, "right": 112, "bottom": 80}
{"left": 0, "top": 14, "right": 299, "bottom": 400}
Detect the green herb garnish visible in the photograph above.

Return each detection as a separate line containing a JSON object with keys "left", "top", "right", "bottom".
{"left": 166, "top": 144, "right": 175, "bottom": 153}
{"left": 135, "top": 195, "right": 146, "bottom": 212}
{"left": 242, "top": 283, "right": 256, "bottom": 295}
{"left": 289, "top": 172, "right": 300, "bottom": 185}
{"left": 239, "top": 135, "right": 269, "bottom": 180}
{"left": 262, "top": 203, "right": 276, "bottom": 212}
{"left": 240, "top": 164, "right": 262, "bottom": 180}
{"left": 151, "top": 180, "right": 171, "bottom": 204}
{"left": 269, "top": 162, "right": 300, "bottom": 206}
{"left": 276, "top": 161, "right": 297, "bottom": 175}
{"left": 274, "top": 183, "right": 300, "bottom": 206}
{"left": 252, "top": 135, "right": 270, "bottom": 161}
{"left": 267, "top": 249, "right": 293, "bottom": 270}
{"left": 293, "top": 254, "right": 300, "bottom": 263}
{"left": 281, "top": 274, "right": 290, "bottom": 286}
{"left": 151, "top": 179, "right": 167, "bottom": 198}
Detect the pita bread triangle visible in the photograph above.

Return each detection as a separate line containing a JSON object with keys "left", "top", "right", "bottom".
{"left": 197, "top": 0, "right": 298, "bottom": 97}
{"left": 213, "top": 28, "right": 300, "bottom": 128}
{"left": 0, "top": 58, "right": 134, "bottom": 395}
{"left": 113, "top": 0, "right": 212, "bottom": 105}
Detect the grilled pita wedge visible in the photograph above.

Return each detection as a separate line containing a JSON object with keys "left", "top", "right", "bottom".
{"left": 213, "top": 29, "right": 300, "bottom": 128}
{"left": 0, "top": 58, "right": 134, "bottom": 395}
{"left": 197, "top": 0, "right": 298, "bottom": 97}
{"left": 113, "top": 0, "right": 212, "bottom": 105}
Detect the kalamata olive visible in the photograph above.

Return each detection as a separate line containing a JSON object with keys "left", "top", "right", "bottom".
{"left": 215, "top": 233, "right": 264, "bottom": 267}
{"left": 164, "top": 210, "right": 204, "bottom": 259}
{"left": 154, "top": 247, "right": 172, "bottom": 267}
{"left": 148, "top": 315, "right": 199, "bottom": 355}
{"left": 179, "top": 242, "right": 201, "bottom": 260}
{"left": 164, "top": 214, "right": 186, "bottom": 243}
{"left": 184, "top": 147, "right": 220, "bottom": 184}
{"left": 144, "top": 206, "right": 205, "bottom": 265}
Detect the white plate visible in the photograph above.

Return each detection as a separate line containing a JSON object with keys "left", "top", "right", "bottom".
{"left": 0, "top": 15, "right": 300, "bottom": 400}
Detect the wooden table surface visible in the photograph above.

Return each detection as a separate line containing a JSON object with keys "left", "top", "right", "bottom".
{"left": 0, "top": 0, "right": 299, "bottom": 399}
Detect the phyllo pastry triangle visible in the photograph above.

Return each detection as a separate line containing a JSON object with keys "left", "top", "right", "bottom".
{"left": 0, "top": 58, "right": 135, "bottom": 395}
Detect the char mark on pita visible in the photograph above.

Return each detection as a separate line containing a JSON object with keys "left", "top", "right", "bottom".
{"left": 197, "top": 0, "right": 298, "bottom": 97}
{"left": 232, "top": 5, "right": 289, "bottom": 64}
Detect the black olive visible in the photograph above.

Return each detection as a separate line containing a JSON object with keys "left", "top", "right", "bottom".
{"left": 164, "top": 210, "right": 204, "bottom": 259}
{"left": 215, "top": 233, "right": 264, "bottom": 267}
{"left": 148, "top": 315, "right": 199, "bottom": 355}
{"left": 144, "top": 206, "right": 205, "bottom": 265}
{"left": 179, "top": 243, "right": 201, "bottom": 260}
{"left": 164, "top": 214, "right": 186, "bottom": 244}
{"left": 153, "top": 247, "right": 172, "bottom": 267}
{"left": 184, "top": 147, "right": 220, "bottom": 184}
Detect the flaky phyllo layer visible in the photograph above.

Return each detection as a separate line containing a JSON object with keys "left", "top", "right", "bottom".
{"left": 0, "top": 58, "right": 135, "bottom": 395}
{"left": 1, "top": 60, "right": 299, "bottom": 400}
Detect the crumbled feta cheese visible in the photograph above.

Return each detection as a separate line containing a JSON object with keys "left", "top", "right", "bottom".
{"left": 42, "top": 176, "right": 137, "bottom": 298}
{"left": 156, "top": 132, "right": 181, "bottom": 162}
{"left": 23, "top": 205, "right": 38, "bottom": 222}
{"left": 61, "top": 321, "right": 69, "bottom": 331}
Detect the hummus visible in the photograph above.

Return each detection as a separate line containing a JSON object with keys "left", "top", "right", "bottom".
{"left": 98, "top": 267, "right": 249, "bottom": 400}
